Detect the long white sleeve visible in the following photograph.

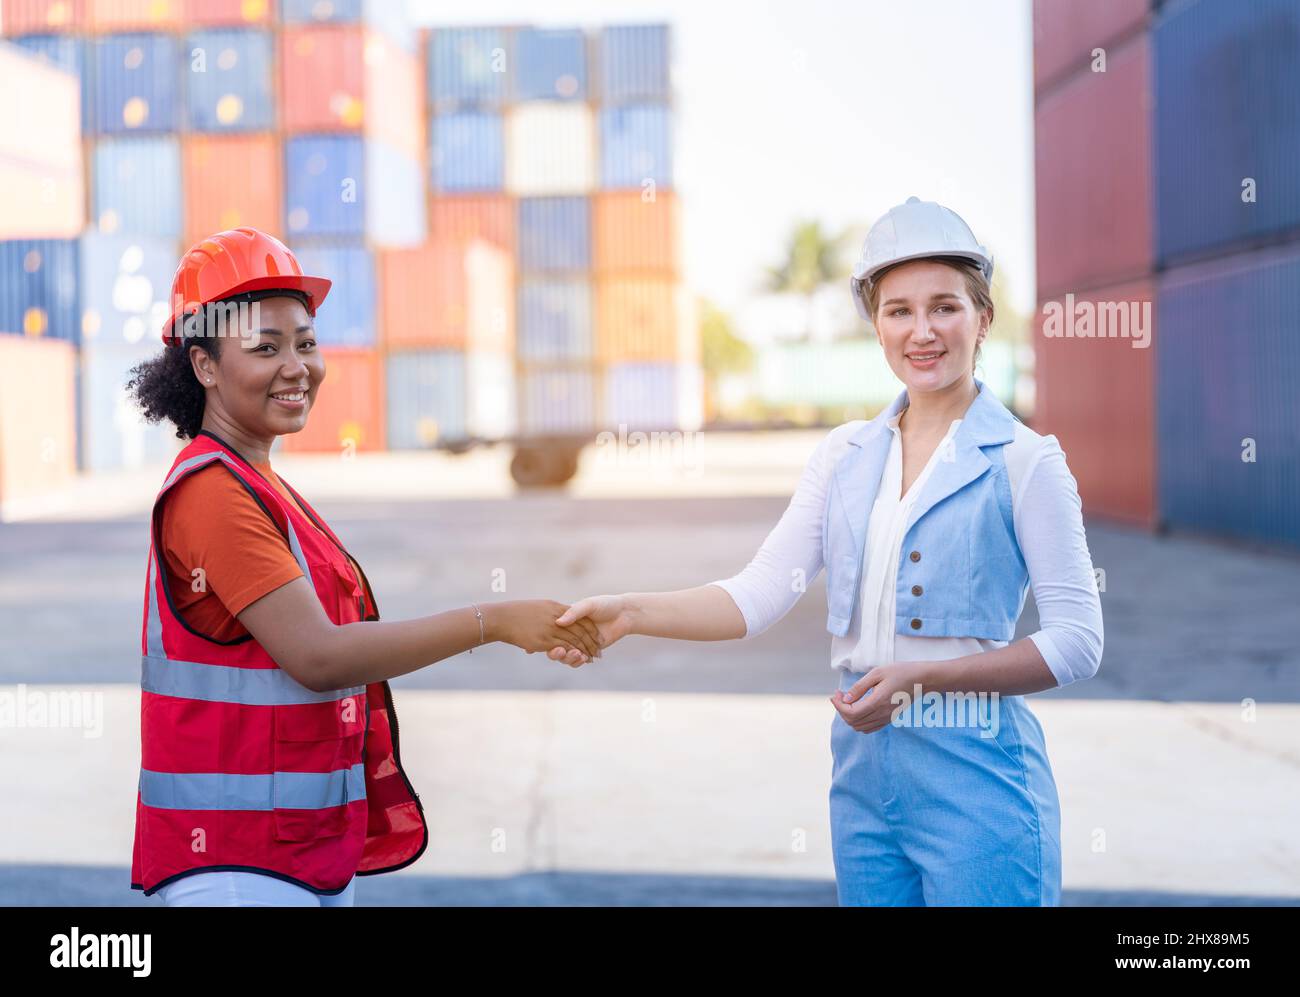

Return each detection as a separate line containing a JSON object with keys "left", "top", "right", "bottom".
{"left": 708, "top": 427, "right": 846, "bottom": 638}
{"left": 1014, "top": 435, "right": 1105, "bottom": 687}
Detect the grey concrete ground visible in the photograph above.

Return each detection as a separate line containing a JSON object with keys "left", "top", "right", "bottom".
{"left": 1, "top": 440, "right": 1298, "bottom": 906}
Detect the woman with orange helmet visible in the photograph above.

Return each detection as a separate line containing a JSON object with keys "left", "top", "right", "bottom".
{"left": 126, "top": 228, "right": 603, "bottom": 907}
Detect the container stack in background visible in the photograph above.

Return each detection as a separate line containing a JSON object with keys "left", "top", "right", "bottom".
{"left": 0, "top": 39, "right": 82, "bottom": 511}
{"left": 277, "top": 0, "right": 425, "bottom": 456}
{"left": 398, "top": 22, "right": 699, "bottom": 460}
{"left": 1033, "top": 0, "right": 1299, "bottom": 548}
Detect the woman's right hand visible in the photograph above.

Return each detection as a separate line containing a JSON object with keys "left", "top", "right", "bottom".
{"left": 547, "top": 595, "right": 637, "bottom": 665}
{"left": 485, "top": 600, "right": 604, "bottom": 662}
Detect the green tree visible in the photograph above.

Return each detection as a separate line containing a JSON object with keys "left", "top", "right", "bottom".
{"left": 700, "top": 299, "right": 753, "bottom": 375}
{"left": 764, "top": 220, "right": 850, "bottom": 339}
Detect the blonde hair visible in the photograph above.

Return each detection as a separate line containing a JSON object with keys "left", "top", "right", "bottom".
{"left": 862, "top": 256, "right": 994, "bottom": 372}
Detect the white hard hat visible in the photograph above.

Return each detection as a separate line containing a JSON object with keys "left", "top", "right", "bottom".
{"left": 850, "top": 196, "right": 994, "bottom": 320}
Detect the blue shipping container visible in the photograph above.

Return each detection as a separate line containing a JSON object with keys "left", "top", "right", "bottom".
{"left": 12, "top": 34, "right": 92, "bottom": 133}
{"left": 1154, "top": 0, "right": 1300, "bottom": 264}
{"left": 428, "top": 27, "right": 510, "bottom": 109}
{"left": 184, "top": 29, "right": 275, "bottom": 132}
{"left": 514, "top": 27, "right": 587, "bottom": 101}
{"left": 0, "top": 239, "right": 79, "bottom": 342}
{"left": 518, "top": 197, "right": 590, "bottom": 273}
{"left": 599, "top": 25, "right": 670, "bottom": 103}
{"left": 92, "top": 33, "right": 179, "bottom": 134}
{"left": 518, "top": 278, "right": 592, "bottom": 361}
{"left": 291, "top": 243, "right": 376, "bottom": 347}
{"left": 1157, "top": 246, "right": 1300, "bottom": 548}
{"left": 285, "top": 135, "right": 365, "bottom": 239}
{"left": 93, "top": 136, "right": 183, "bottom": 237}
{"left": 386, "top": 350, "right": 467, "bottom": 447}
{"left": 521, "top": 367, "right": 594, "bottom": 433}
{"left": 430, "top": 111, "right": 504, "bottom": 193}
{"left": 78, "top": 232, "right": 178, "bottom": 348}
{"left": 604, "top": 361, "right": 679, "bottom": 428}
{"left": 600, "top": 104, "right": 673, "bottom": 189}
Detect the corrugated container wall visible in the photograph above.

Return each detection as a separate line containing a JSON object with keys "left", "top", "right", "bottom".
{"left": 0, "top": 41, "right": 85, "bottom": 238}
{"left": 180, "top": 0, "right": 276, "bottom": 27}
{"left": 184, "top": 28, "right": 275, "bottom": 132}
{"left": 521, "top": 368, "right": 595, "bottom": 434}
{"left": 92, "top": 32, "right": 178, "bottom": 133}
{"left": 505, "top": 103, "right": 594, "bottom": 194}
{"left": 93, "top": 136, "right": 182, "bottom": 236}
{"left": 594, "top": 190, "right": 678, "bottom": 274}
{"left": 1032, "top": 277, "right": 1157, "bottom": 526}
{"left": 518, "top": 278, "right": 592, "bottom": 362}
{"left": 280, "top": 0, "right": 415, "bottom": 51}
{"left": 78, "top": 230, "right": 176, "bottom": 347}
{"left": 87, "top": 0, "right": 182, "bottom": 31}
{"left": 0, "top": 1, "right": 88, "bottom": 33}
{"left": 386, "top": 349, "right": 515, "bottom": 446}
{"left": 429, "top": 194, "right": 513, "bottom": 252}
{"left": 1034, "top": 32, "right": 1152, "bottom": 298}
{"left": 378, "top": 238, "right": 513, "bottom": 352}
{"left": 430, "top": 110, "right": 503, "bottom": 192}
{"left": 1153, "top": 0, "right": 1300, "bottom": 266}
{"left": 518, "top": 196, "right": 590, "bottom": 273}
{"left": 291, "top": 244, "right": 376, "bottom": 347}
{"left": 427, "top": 26, "right": 509, "bottom": 110}
{"left": 513, "top": 27, "right": 586, "bottom": 100}
{"left": 604, "top": 361, "right": 696, "bottom": 430}
{"left": 0, "top": 336, "right": 78, "bottom": 513}
{"left": 182, "top": 133, "right": 282, "bottom": 247}
{"left": 1157, "top": 246, "right": 1300, "bottom": 547}
{"left": 598, "top": 24, "right": 670, "bottom": 103}
{"left": 0, "top": 238, "right": 80, "bottom": 340}
{"left": 78, "top": 341, "right": 181, "bottom": 471}
{"left": 10, "top": 33, "right": 92, "bottom": 132}
{"left": 595, "top": 276, "right": 686, "bottom": 362}
{"left": 1032, "top": 0, "right": 1148, "bottom": 91}
{"left": 600, "top": 104, "right": 672, "bottom": 190}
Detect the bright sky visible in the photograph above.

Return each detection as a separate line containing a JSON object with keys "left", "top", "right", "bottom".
{"left": 410, "top": 0, "right": 1036, "bottom": 314}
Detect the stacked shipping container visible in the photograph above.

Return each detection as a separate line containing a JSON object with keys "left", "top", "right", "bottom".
{"left": 1033, "top": 0, "right": 1300, "bottom": 547}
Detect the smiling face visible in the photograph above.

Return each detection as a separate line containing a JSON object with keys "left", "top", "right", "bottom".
{"left": 190, "top": 294, "right": 326, "bottom": 446}
{"left": 872, "top": 259, "right": 990, "bottom": 394}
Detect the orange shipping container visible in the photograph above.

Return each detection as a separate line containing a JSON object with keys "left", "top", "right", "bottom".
{"left": 378, "top": 238, "right": 513, "bottom": 353}
{"left": 594, "top": 191, "right": 679, "bottom": 274}
{"left": 180, "top": 0, "right": 275, "bottom": 26}
{"left": 87, "top": 0, "right": 181, "bottom": 30}
{"left": 0, "top": 335, "right": 77, "bottom": 513}
{"left": 0, "top": 0, "right": 87, "bottom": 33}
{"left": 595, "top": 277, "right": 696, "bottom": 363}
{"left": 1032, "top": 276, "right": 1156, "bottom": 527}
{"left": 182, "top": 133, "right": 282, "bottom": 248}
{"left": 280, "top": 26, "right": 424, "bottom": 162}
{"left": 280, "top": 348, "right": 385, "bottom": 454}
{"left": 428, "top": 194, "right": 514, "bottom": 254}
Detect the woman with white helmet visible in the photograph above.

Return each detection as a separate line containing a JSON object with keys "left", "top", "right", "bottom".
{"left": 551, "top": 197, "right": 1104, "bottom": 906}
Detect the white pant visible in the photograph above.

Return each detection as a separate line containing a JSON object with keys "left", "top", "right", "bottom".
{"left": 157, "top": 871, "right": 356, "bottom": 907}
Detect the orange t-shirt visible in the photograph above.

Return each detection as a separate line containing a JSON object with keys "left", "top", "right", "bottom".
{"left": 159, "top": 459, "right": 364, "bottom": 642}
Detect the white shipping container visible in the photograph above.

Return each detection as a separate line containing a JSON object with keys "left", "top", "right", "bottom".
{"left": 505, "top": 102, "right": 595, "bottom": 195}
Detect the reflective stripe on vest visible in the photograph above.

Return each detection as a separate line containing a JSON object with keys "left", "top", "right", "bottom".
{"left": 139, "top": 764, "right": 365, "bottom": 811}
{"left": 141, "top": 654, "right": 364, "bottom": 706}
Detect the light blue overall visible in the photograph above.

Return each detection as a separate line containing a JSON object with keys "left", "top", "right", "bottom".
{"left": 822, "top": 378, "right": 1062, "bottom": 906}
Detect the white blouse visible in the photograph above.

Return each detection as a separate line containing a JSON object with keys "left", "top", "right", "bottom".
{"left": 709, "top": 409, "right": 1104, "bottom": 688}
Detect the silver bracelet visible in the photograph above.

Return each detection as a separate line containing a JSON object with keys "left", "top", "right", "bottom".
{"left": 469, "top": 603, "right": 486, "bottom": 653}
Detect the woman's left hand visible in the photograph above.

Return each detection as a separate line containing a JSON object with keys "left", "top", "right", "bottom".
{"left": 830, "top": 661, "right": 933, "bottom": 734}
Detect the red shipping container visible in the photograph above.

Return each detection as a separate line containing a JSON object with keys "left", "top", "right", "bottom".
{"left": 0, "top": 335, "right": 77, "bottom": 512}
{"left": 1033, "top": 0, "right": 1148, "bottom": 93}
{"left": 180, "top": 0, "right": 275, "bottom": 26}
{"left": 182, "top": 133, "right": 283, "bottom": 249}
{"left": 1034, "top": 31, "right": 1152, "bottom": 300}
{"left": 280, "top": 348, "right": 385, "bottom": 454}
{"left": 1032, "top": 276, "right": 1156, "bottom": 527}
{"left": 428, "top": 194, "right": 514, "bottom": 253}
{"left": 87, "top": 0, "right": 181, "bottom": 31}
{"left": 0, "top": 0, "right": 87, "bottom": 33}
{"left": 280, "top": 25, "right": 423, "bottom": 161}
{"left": 594, "top": 190, "right": 679, "bottom": 275}
{"left": 378, "top": 239, "right": 513, "bottom": 353}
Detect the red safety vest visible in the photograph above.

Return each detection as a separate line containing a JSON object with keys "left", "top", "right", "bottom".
{"left": 130, "top": 429, "right": 427, "bottom": 896}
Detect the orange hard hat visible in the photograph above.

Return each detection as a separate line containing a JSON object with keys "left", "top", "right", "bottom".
{"left": 162, "top": 227, "right": 332, "bottom": 344}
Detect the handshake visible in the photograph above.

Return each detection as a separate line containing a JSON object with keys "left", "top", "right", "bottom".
{"left": 485, "top": 595, "right": 634, "bottom": 666}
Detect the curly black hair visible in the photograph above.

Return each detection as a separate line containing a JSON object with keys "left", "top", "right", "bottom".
{"left": 126, "top": 289, "right": 311, "bottom": 441}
